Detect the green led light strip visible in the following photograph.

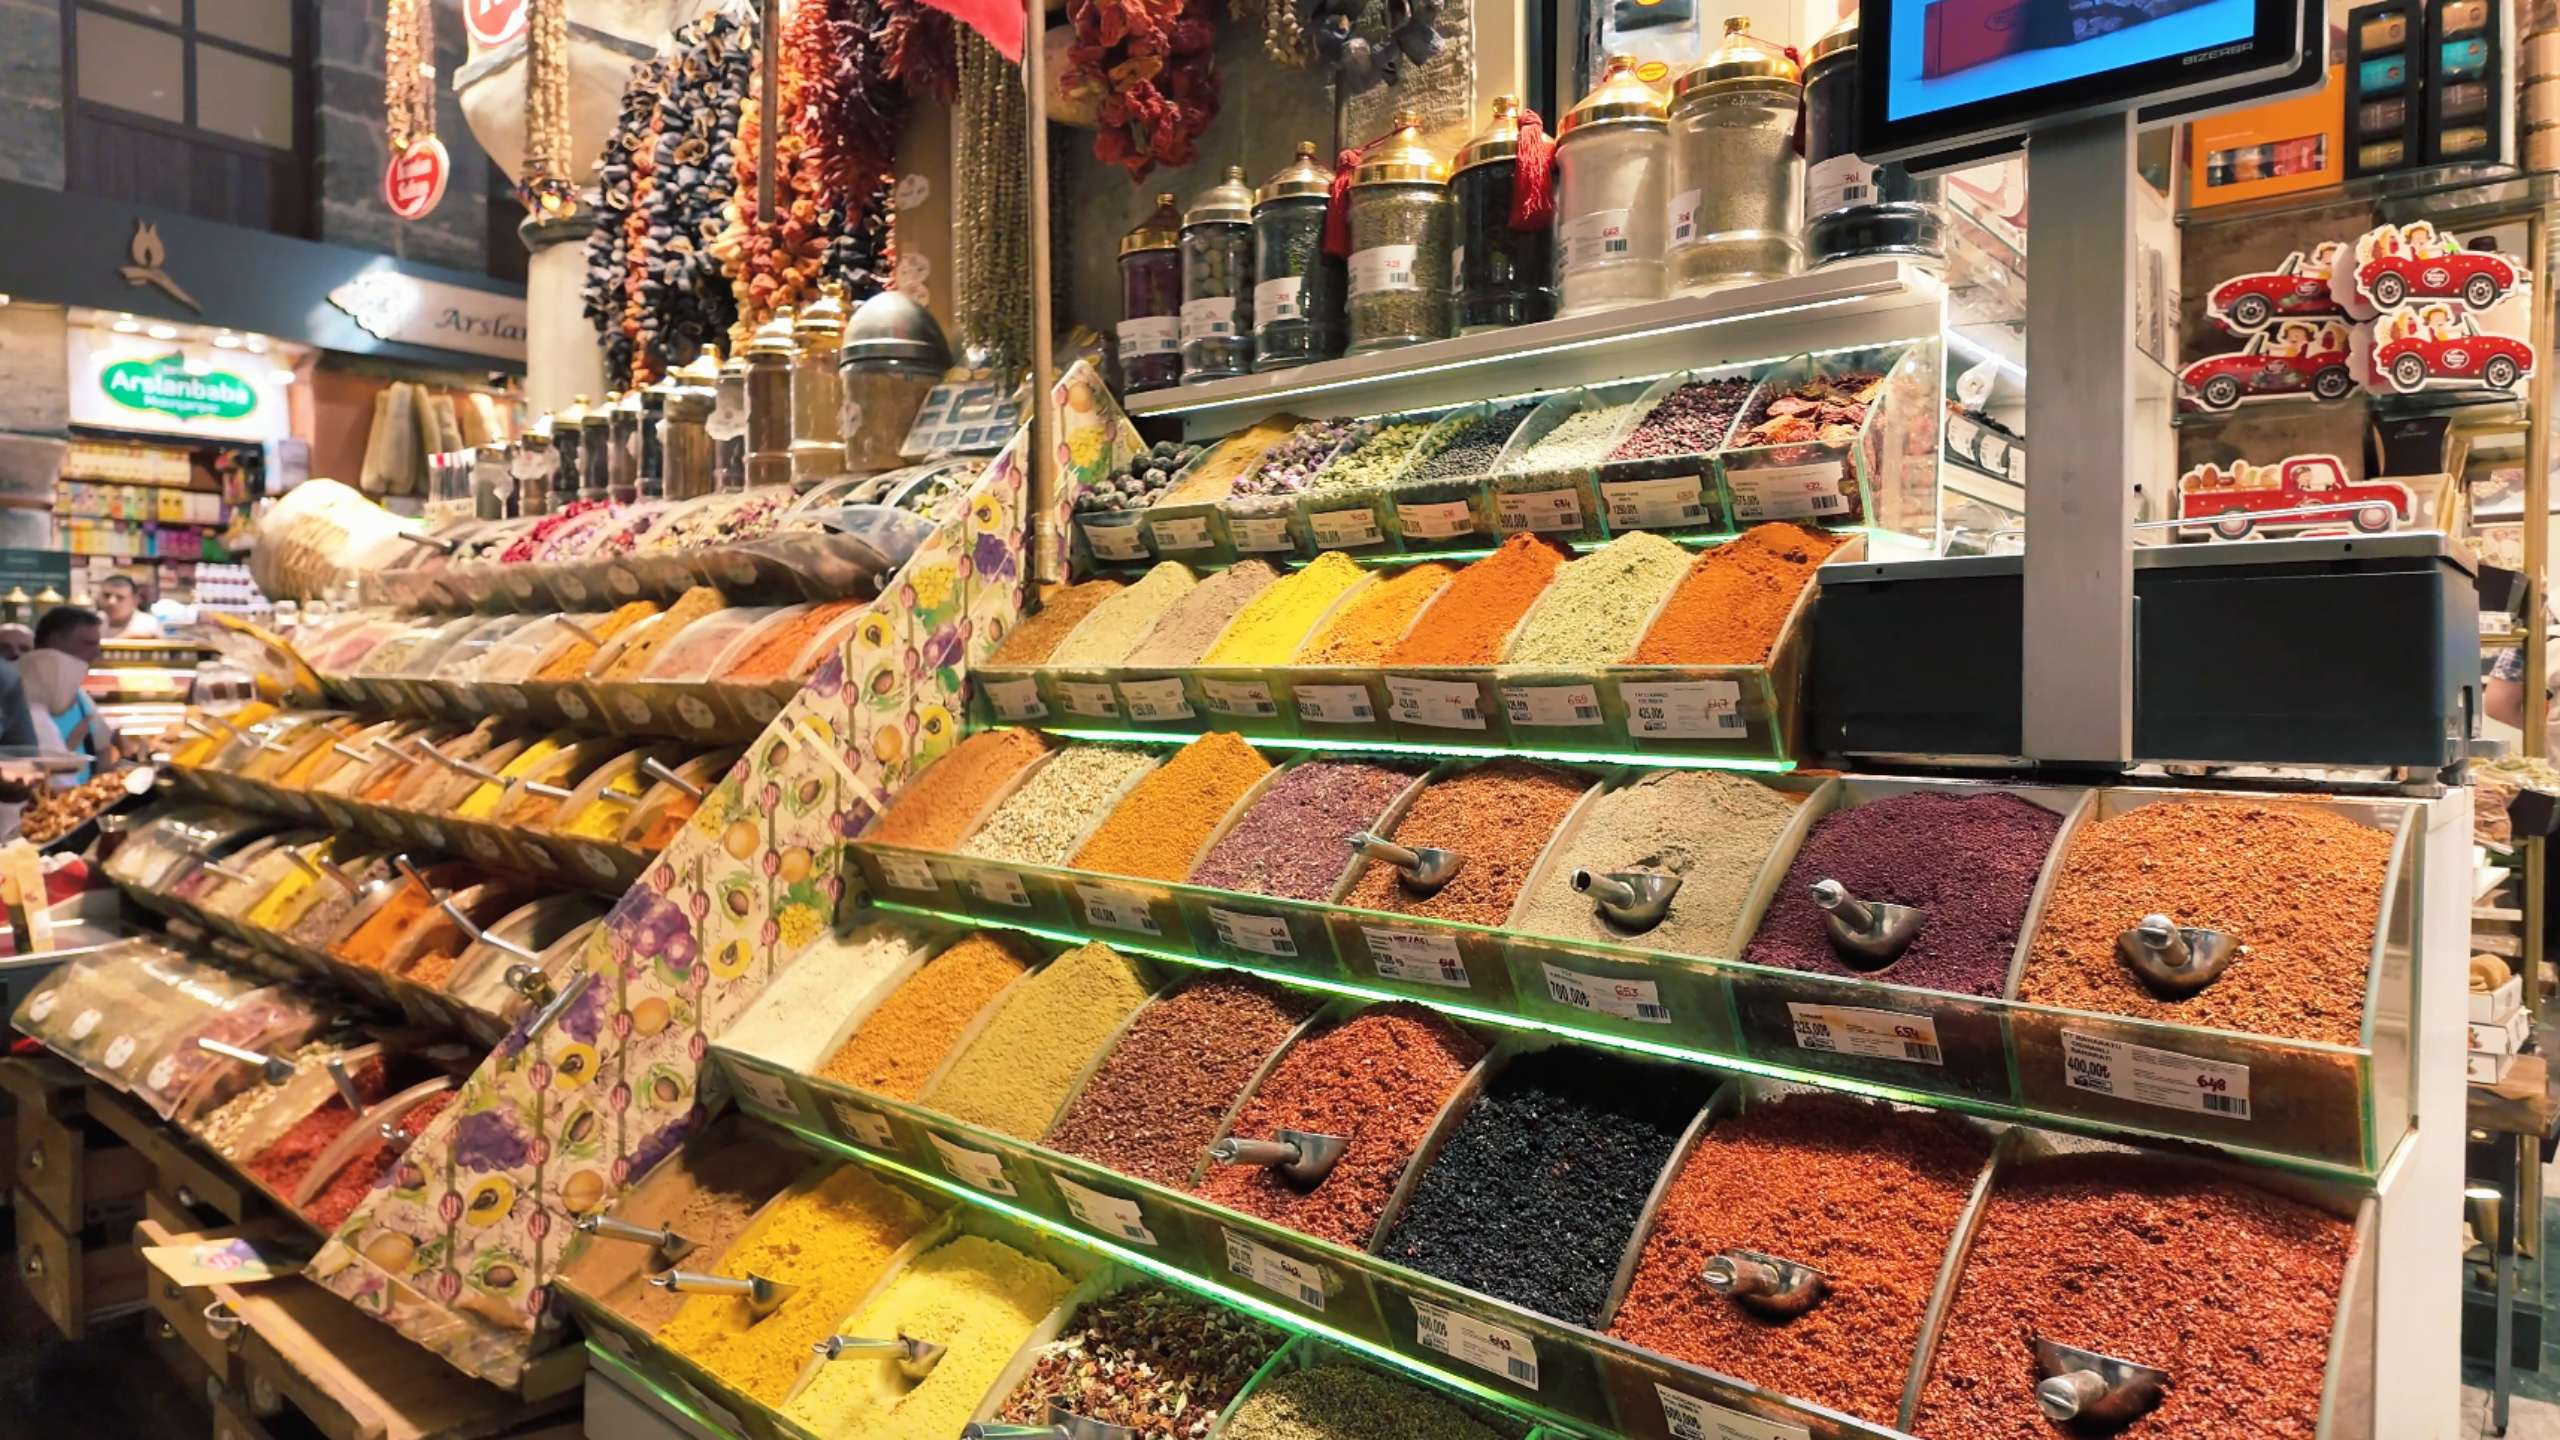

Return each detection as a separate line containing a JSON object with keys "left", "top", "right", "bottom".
{"left": 1029, "top": 728, "right": 1800, "bottom": 774}
{"left": 587, "top": 1339, "right": 734, "bottom": 1436}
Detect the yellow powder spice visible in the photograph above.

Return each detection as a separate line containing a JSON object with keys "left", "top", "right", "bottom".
{"left": 923, "top": 942, "right": 1155, "bottom": 1140}
{"left": 780, "top": 1235, "right": 1073, "bottom": 1439}
{"left": 1200, "top": 553, "right": 1369, "bottom": 666}
{"left": 655, "top": 1164, "right": 934, "bottom": 1407}
{"left": 456, "top": 737, "right": 563, "bottom": 819}
{"left": 1070, "top": 732, "right": 1272, "bottom": 881}
{"left": 601, "top": 588, "right": 726, "bottom": 680}
{"left": 536, "top": 601, "right": 659, "bottom": 681}
{"left": 819, "top": 935, "right": 1033, "bottom": 1099}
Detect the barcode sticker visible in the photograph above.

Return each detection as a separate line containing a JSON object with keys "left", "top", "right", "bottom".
{"left": 1230, "top": 515, "right": 1293, "bottom": 552}
{"left": 1562, "top": 207, "right": 1635, "bottom": 269}
{"left": 1503, "top": 683, "right": 1605, "bottom": 728}
{"left": 1657, "top": 1384, "right": 1813, "bottom": 1440}
{"left": 1078, "top": 884, "right": 1162, "bottom": 936}
{"left": 1788, "top": 1003, "right": 1943, "bottom": 1065}
{"left": 1255, "top": 276, "right": 1306, "bottom": 327}
{"left": 1727, "top": 461, "right": 1852, "bottom": 522}
{"left": 1147, "top": 514, "right": 1214, "bottom": 553}
{"left": 1386, "top": 675, "right": 1487, "bottom": 731}
{"left": 1363, "top": 926, "right": 1471, "bottom": 988}
{"left": 875, "top": 851, "right": 937, "bottom": 894}
{"left": 1410, "top": 1296, "right": 1541, "bottom": 1390}
{"left": 1541, "top": 962, "right": 1672, "bottom": 1024}
{"left": 1398, "top": 498, "right": 1476, "bottom": 539}
{"left": 1224, "top": 1229, "right": 1328, "bottom": 1310}
{"left": 1202, "top": 678, "right": 1280, "bottom": 717}
{"left": 2061, "top": 1030, "right": 2252, "bottom": 1119}
{"left": 1624, "top": 680, "right": 1746, "bottom": 739}
{"left": 1118, "top": 677, "right": 1194, "bottom": 722}
{"left": 1805, "top": 153, "right": 1876, "bottom": 222}
{"left": 964, "top": 864, "right": 1030, "bottom": 909}
{"left": 1668, "top": 188, "right": 1701, "bottom": 245}
{"left": 1349, "top": 243, "right": 1422, "bottom": 297}
{"left": 1180, "top": 296, "right": 1241, "bottom": 342}
{"left": 1116, "top": 314, "right": 1181, "bottom": 357}
{"left": 1210, "top": 907, "right": 1299, "bottom": 958}
{"left": 1056, "top": 680, "right": 1120, "bottom": 720}
{"left": 1053, "top": 1172, "right": 1160, "bottom": 1247}
{"left": 1604, "top": 475, "right": 1710, "bottom": 530}
{"left": 929, "top": 1133, "right": 1018, "bottom": 1196}
{"left": 1081, "top": 518, "right": 1151, "bottom": 561}
{"left": 1308, "top": 508, "right": 1383, "bottom": 549}
{"left": 1296, "top": 684, "right": 1375, "bottom": 725}
{"left": 828, "top": 1098, "right": 898, "bottom": 1152}
{"left": 727, "top": 1063, "right": 802, "bottom": 1118}
{"left": 1494, "top": 488, "right": 1584, "bottom": 534}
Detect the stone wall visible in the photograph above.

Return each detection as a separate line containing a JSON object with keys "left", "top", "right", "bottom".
{"left": 0, "top": 0, "right": 66, "bottom": 190}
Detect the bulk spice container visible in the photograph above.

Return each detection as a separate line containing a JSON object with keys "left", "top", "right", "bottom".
{"left": 580, "top": 395, "right": 613, "bottom": 502}
{"left": 1118, "top": 194, "right": 1184, "bottom": 393}
{"left": 1452, "top": 95, "right": 1557, "bottom": 332}
{"left": 1180, "top": 167, "right": 1258, "bottom": 383}
{"left": 743, "top": 307, "right": 798, "bottom": 489}
{"left": 712, "top": 325, "right": 750, "bottom": 491}
{"left": 1252, "top": 142, "right": 1346, "bottom": 370}
{"left": 790, "top": 286, "right": 851, "bottom": 486}
{"left": 1556, "top": 55, "right": 1672, "bottom": 315}
{"left": 550, "top": 397, "right": 588, "bottom": 511}
{"left": 1346, "top": 111, "right": 1456, "bottom": 352}
{"left": 662, "top": 350, "right": 719, "bottom": 501}
{"left": 1667, "top": 18, "right": 1804, "bottom": 292}
{"left": 1803, "top": 14, "right": 1944, "bottom": 267}
{"left": 637, "top": 376, "right": 673, "bottom": 499}
{"left": 837, "top": 289, "right": 952, "bottom": 473}
{"left": 608, "top": 390, "right": 643, "bottom": 503}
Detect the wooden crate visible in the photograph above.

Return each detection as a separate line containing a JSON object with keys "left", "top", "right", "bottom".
{"left": 14, "top": 1182, "right": 147, "bottom": 1338}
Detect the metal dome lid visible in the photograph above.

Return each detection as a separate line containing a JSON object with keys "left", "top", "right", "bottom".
{"left": 1560, "top": 55, "right": 1669, "bottom": 139}
{"left": 1120, "top": 194, "right": 1181, "bottom": 255}
{"left": 839, "top": 289, "right": 953, "bottom": 368}
{"left": 1808, "top": 12, "right": 1861, "bottom": 67}
{"left": 1186, "top": 166, "right": 1256, "bottom": 227}
{"left": 1354, "top": 112, "right": 1448, "bottom": 187}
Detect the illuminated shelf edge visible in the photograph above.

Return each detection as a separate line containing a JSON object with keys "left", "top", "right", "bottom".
{"left": 1020, "top": 727, "right": 1801, "bottom": 774}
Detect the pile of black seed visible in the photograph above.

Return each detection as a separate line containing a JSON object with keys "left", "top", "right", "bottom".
{"left": 1405, "top": 407, "right": 1532, "bottom": 485}
{"left": 1379, "top": 1048, "right": 1702, "bottom": 1327}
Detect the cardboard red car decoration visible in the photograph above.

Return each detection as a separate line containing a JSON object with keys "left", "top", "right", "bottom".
{"left": 2331, "top": 221, "right": 2528, "bottom": 319}
{"left": 2177, "top": 454, "right": 2412, "bottom": 540}
{"left": 2370, "top": 307, "right": 2535, "bottom": 394}
{"left": 2177, "top": 321, "right": 2356, "bottom": 412}
{"left": 2206, "top": 242, "right": 2348, "bottom": 333}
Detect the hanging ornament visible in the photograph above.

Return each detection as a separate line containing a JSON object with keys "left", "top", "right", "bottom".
{"left": 953, "top": 28, "right": 1029, "bottom": 377}
{"left": 382, "top": 0, "right": 447, "bottom": 220}
{"left": 519, "top": 0, "right": 577, "bottom": 217}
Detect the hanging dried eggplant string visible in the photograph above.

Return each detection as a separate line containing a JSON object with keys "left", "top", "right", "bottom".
{"left": 1066, "top": 0, "right": 1222, "bottom": 180}
{"left": 584, "top": 57, "right": 666, "bottom": 389}
{"left": 638, "top": 7, "right": 755, "bottom": 370}
{"left": 521, "top": 0, "right": 577, "bottom": 215}
{"left": 954, "top": 28, "right": 1030, "bottom": 377}
{"left": 620, "top": 80, "right": 667, "bottom": 382}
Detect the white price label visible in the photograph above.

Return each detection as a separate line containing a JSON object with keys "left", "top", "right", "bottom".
{"left": 1116, "top": 315, "right": 1181, "bottom": 357}
{"left": 1604, "top": 475, "right": 1710, "bottom": 529}
{"left": 1624, "top": 680, "right": 1746, "bottom": 739}
{"left": 1494, "top": 488, "right": 1583, "bottom": 534}
{"left": 1541, "top": 962, "right": 1671, "bottom": 1024}
{"left": 1669, "top": 189, "right": 1701, "bottom": 245}
{"left": 1503, "top": 683, "right": 1604, "bottom": 728}
{"left": 2061, "top": 1030, "right": 2252, "bottom": 1119}
{"left": 830, "top": 1099, "right": 898, "bottom": 1151}
{"left": 1349, "top": 243, "right": 1422, "bottom": 296}
{"left": 1658, "top": 1384, "right": 1814, "bottom": 1440}
{"left": 1806, "top": 153, "right": 1877, "bottom": 221}
{"left": 1210, "top": 907, "right": 1299, "bottom": 958}
{"left": 1117, "top": 677, "right": 1194, "bottom": 722}
{"left": 1308, "top": 508, "right": 1383, "bottom": 549}
{"left": 1202, "top": 678, "right": 1279, "bottom": 718}
{"left": 26, "top": 990, "right": 54, "bottom": 1022}
{"left": 1362, "top": 926, "right": 1470, "bottom": 987}
{"left": 1562, "top": 207, "right": 1635, "bottom": 269}
{"left": 728, "top": 1064, "right": 802, "bottom": 1119}
{"left": 1296, "top": 684, "right": 1376, "bottom": 725}
{"left": 69, "top": 1008, "right": 102, "bottom": 1040}
{"left": 1147, "top": 514, "right": 1214, "bottom": 553}
{"left": 1451, "top": 244, "right": 1466, "bottom": 279}
{"left": 1053, "top": 1172, "right": 1159, "bottom": 1246}
{"left": 557, "top": 689, "right": 592, "bottom": 722}
{"left": 1727, "top": 461, "right": 1852, "bottom": 522}
{"left": 104, "top": 1035, "right": 136, "bottom": 1070}
{"left": 1078, "top": 883, "right": 1162, "bottom": 936}
{"left": 983, "top": 676, "right": 1046, "bottom": 720}
{"left": 875, "top": 851, "right": 937, "bottom": 894}
{"left": 1397, "top": 498, "right": 1476, "bottom": 540}
{"left": 146, "top": 1055, "right": 176, "bottom": 1092}
{"left": 965, "top": 864, "right": 1031, "bottom": 909}
{"left": 1386, "top": 675, "right": 1487, "bottom": 730}
{"left": 1181, "top": 296, "right": 1242, "bottom": 342}
{"left": 929, "top": 1133, "right": 1018, "bottom": 1195}
{"left": 1255, "top": 276, "right": 1306, "bottom": 327}
{"left": 614, "top": 691, "right": 654, "bottom": 728}
{"left": 1411, "top": 1296, "right": 1541, "bottom": 1389}
{"left": 1056, "top": 680, "right": 1120, "bottom": 720}
{"left": 1788, "top": 1003, "right": 1943, "bottom": 1065}
{"left": 1081, "top": 518, "right": 1151, "bottom": 562}
{"left": 1229, "top": 514, "right": 1293, "bottom": 552}
{"left": 1223, "top": 1229, "right": 1328, "bottom": 1310}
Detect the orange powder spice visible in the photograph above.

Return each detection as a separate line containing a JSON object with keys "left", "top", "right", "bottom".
{"left": 1384, "top": 534, "right": 1568, "bottom": 666}
{"left": 1070, "top": 732, "right": 1273, "bottom": 882}
{"left": 1631, "top": 523, "right": 1850, "bottom": 666}
{"left": 536, "top": 601, "right": 659, "bottom": 681}
{"left": 332, "top": 879, "right": 441, "bottom": 971}
{"left": 601, "top": 588, "right": 727, "bottom": 680}
{"left": 987, "top": 579, "right": 1125, "bottom": 666}
{"left": 868, "top": 729, "right": 1052, "bottom": 849}
{"left": 728, "top": 601, "right": 863, "bottom": 682}
{"left": 1297, "top": 563, "right": 1455, "bottom": 665}
{"left": 818, "top": 934, "right": 1033, "bottom": 1098}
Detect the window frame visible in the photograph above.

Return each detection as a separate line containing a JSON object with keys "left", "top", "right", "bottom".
{"left": 60, "top": 0, "right": 310, "bottom": 160}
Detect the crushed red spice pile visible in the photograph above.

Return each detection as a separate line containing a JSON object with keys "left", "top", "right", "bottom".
{"left": 308, "top": 1091, "right": 456, "bottom": 1231}
{"left": 243, "top": 1058, "right": 387, "bottom": 1200}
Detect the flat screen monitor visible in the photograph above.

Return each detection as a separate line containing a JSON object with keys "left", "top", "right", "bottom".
{"left": 1856, "top": 0, "right": 2308, "bottom": 163}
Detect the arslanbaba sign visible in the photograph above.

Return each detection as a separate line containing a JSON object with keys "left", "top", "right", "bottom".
{"left": 101, "top": 353, "right": 257, "bottom": 422}
{"left": 66, "top": 328, "right": 291, "bottom": 443}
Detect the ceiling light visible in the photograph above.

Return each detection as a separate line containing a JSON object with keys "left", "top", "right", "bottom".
{"left": 271, "top": 368, "right": 298, "bottom": 385}
{"left": 212, "top": 333, "right": 242, "bottom": 349}
{"left": 245, "top": 336, "right": 269, "bottom": 354}
{"left": 111, "top": 320, "right": 141, "bottom": 334}
{"left": 147, "top": 324, "right": 178, "bottom": 340}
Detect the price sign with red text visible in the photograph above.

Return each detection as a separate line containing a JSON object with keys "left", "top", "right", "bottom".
{"left": 384, "top": 137, "right": 449, "bottom": 221}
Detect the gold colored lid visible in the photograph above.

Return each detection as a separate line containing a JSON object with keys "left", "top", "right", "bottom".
{"left": 1454, "top": 95, "right": 1524, "bottom": 175}
{"left": 1807, "top": 12, "right": 1860, "bottom": 66}
{"left": 556, "top": 395, "right": 589, "bottom": 425}
{"left": 1119, "top": 194, "right": 1180, "bottom": 255}
{"left": 1676, "top": 17, "right": 1801, "bottom": 97}
{"left": 1560, "top": 54, "right": 1669, "bottom": 138}
{"left": 1255, "top": 142, "right": 1333, "bottom": 205}
{"left": 1186, "top": 166, "right": 1255, "bottom": 227}
{"left": 796, "top": 283, "right": 850, "bottom": 334}
{"left": 584, "top": 394, "right": 614, "bottom": 428}
{"left": 746, "top": 307, "right": 799, "bottom": 358}
{"left": 1353, "top": 112, "right": 1447, "bottom": 187}
{"left": 616, "top": 388, "right": 645, "bottom": 413}
{"left": 675, "top": 348, "right": 723, "bottom": 386}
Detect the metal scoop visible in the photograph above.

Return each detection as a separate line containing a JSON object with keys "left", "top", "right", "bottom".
{"left": 1701, "top": 1250, "right": 1829, "bottom": 1319}
{"left": 639, "top": 756, "right": 707, "bottom": 801}
{"left": 1208, "top": 1128, "right": 1349, "bottom": 1188}
{"left": 2032, "top": 1337, "right": 2168, "bottom": 1429}
{"left": 196, "top": 1037, "right": 294, "bottom": 1086}
{"left": 1809, "top": 879, "right": 1925, "bottom": 970}
{"left": 810, "top": 1332, "right": 948, "bottom": 1380}
{"left": 1575, "top": 869, "right": 1683, "bottom": 932}
{"left": 961, "top": 1405, "right": 1142, "bottom": 1440}
{"left": 1348, "top": 832, "right": 1463, "bottom": 896}
{"left": 519, "top": 968, "right": 594, "bottom": 1041}
{"left": 2115, "top": 914, "right": 2240, "bottom": 998}
{"left": 650, "top": 1269, "right": 796, "bottom": 1318}
{"left": 323, "top": 1055, "right": 370, "bottom": 1115}
{"left": 575, "top": 1214, "right": 696, "bottom": 1264}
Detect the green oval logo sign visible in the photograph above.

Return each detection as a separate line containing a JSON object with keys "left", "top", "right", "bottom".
{"left": 101, "top": 353, "right": 257, "bottom": 422}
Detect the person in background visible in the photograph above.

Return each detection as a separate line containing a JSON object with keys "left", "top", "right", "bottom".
{"left": 95, "top": 575, "right": 161, "bottom": 640}
{"left": 23, "top": 607, "right": 116, "bottom": 785}
{"left": 0, "top": 625, "right": 33, "bottom": 662}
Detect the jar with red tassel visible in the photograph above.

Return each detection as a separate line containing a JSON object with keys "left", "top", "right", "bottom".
{"left": 1345, "top": 112, "right": 1456, "bottom": 353}
{"left": 1252, "top": 142, "right": 1346, "bottom": 371}
{"left": 1117, "top": 194, "right": 1185, "bottom": 393}
{"left": 1452, "top": 95, "right": 1557, "bottom": 333}
{"left": 1667, "top": 18, "right": 1804, "bottom": 293}
{"left": 1556, "top": 55, "right": 1672, "bottom": 315}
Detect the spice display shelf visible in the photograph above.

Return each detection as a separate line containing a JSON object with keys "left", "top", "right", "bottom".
{"left": 1122, "top": 259, "right": 1946, "bottom": 431}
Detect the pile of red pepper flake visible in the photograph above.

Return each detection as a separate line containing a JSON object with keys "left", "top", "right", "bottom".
{"left": 1732, "top": 371, "right": 1886, "bottom": 449}
{"left": 1067, "top": 0, "right": 1220, "bottom": 178}
{"left": 242, "top": 1058, "right": 385, "bottom": 1201}
{"left": 308, "top": 1091, "right": 456, "bottom": 1231}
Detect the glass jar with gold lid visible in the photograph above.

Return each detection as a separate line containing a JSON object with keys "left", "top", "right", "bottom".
{"left": 1453, "top": 95, "right": 1557, "bottom": 333}
{"left": 1251, "top": 142, "right": 1346, "bottom": 371}
{"left": 1117, "top": 194, "right": 1183, "bottom": 393}
{"left": 1346, "top": 112, "right": 1456, "bottom": 352}
{"left": 1556, "top": 55, "right": 1672, "bottom": 315}
{"left": 1668, "top": 18, "right": 1805, "bottom": 293}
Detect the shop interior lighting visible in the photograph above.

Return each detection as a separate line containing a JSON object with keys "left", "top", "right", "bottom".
{"left": 1944, "top": 327, "right": 2028, "bottom": 384}
{"left": 1029, "top": 726, "right": 1798, "bottom": 773}
{"left": 147, "top": 324, "right": 178, "bottom": 341}
{"left": 245, "top": 336, "right": 269, "bottom": 354}
{"left": 112, "top": 317, "right": 142, "bottom": 334}
{"left": 212, "top": 332, "right": 242, "bottom": 349}
{"left": 271, "top": 368, "right": 297, "bottom": 386}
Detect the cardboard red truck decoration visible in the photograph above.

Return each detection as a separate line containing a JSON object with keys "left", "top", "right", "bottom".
{"left": 2176, "top": 453, "right": 2413, "bottom": 539}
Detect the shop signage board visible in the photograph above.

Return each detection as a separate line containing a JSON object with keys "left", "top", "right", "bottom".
{"left": 66, "top": 330, "right": 291, "bottom": 444}
{"left": 326, "top": 271, "right": 528, "bottom": 363}
{"left": 383, "top": 138, "right": 451, "bottom": 222}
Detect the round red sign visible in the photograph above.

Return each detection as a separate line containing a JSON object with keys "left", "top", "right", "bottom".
{"left": 464, "top": 0, "right": 528, "bottom": 47}
{"left": 384, "top": 136, "right": 450, "bottom": 221}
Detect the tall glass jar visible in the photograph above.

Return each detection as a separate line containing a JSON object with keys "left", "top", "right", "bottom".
{"left": 1252, "top": 142, "right": 1346, "bottom": 371}
{"left": 1803, "top": 15, "right": 1944, "bottom": 268}
{"left": 1452, "top": 96, "right": 1557, "bottom": 333}
{"left": 1117, "top": 194, "right": 1183, "bottom": 393}
{"left": 1555, "top": 55, "right": 1672, "bottom": 315}
{"left": 1668, "top": 18, "right": 1804, "bottom": 293}
{"left": 1179, "top": 167, "right": 1256, "bottom": 384}
{"left": 1346, "top": 112, "right": 1456, "bottom": 353}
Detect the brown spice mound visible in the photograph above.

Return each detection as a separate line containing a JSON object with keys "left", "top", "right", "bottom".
{"left": 989, "top": 579, "right": 1124, "bottom": 666}
{"left": 1343, "top": 760, "right": 1588, "bottom": 927}
{"left": 2018, "top": 798, "right": 2393, "bottom": 1045}
{"left": 1631, "top": 523, "right": 1851, "bottom": 666}
{"left": 866, "top": 728, "right": 1051, "bottom": 849}
{"left": 1385, "top": 534, "right": 1567, "bottom": 667}
{"left": 1915, "top": 1152, "right": 2351, "bottom": 1440}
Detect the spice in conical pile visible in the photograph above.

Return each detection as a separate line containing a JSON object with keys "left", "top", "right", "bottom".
{"left": 990, "top": 579, "right": 1126, "bottom": 666}
{"left": 1515, "top": 769, "right": 1800, "bottom": 957}
{"left": 1504, "top": 531, "right": 1690, "bottom": 665}
{"left": 1047, "top": 976, "right": 1321, "bottom": 1187}
{"left": 1296, "top": 563, "right": 1454, "bottom": 664}
{"left": 1125, "top": 561, "right": 1283, "bottom": 666}
{"left": 781, "top": 1234, "right": 1073, "bottom": 1440}
{"left": 1342, "top": 760, "right": 1587, "bottom": 927}
{"left": 1631, "top": 523, "right": 1850, "bottom": 665}
{"left": 1384, "top": 535, "right": 1567, "bottom": 666}
{"left": 1048, "top": 562, "right": 1200, "bottom": 667}
{"left": 865, "top": 728, "right": 1051, "bottom": 850}
{"left": 1201, "top": 554, "right": 1368, "bottom": 665}
{"left": 817, "top": 934, "right": 1032, "bottom": 1098}
{"left": 1191, "top": 761, "right": 1420, "bottom": 902}
{"left": 1071, "top": 732, "right": 1272, "bottom": 881}
{"left": 924, "top": 941, "right": 1155, "bottom": 1140}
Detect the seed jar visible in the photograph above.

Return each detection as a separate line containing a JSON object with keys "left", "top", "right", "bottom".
{"left": 1253, "top": 141, "right": 1347, "bottom": 370}
{"left": 1803, "top": 15, "right": 1944, "bottom": 268}
{"left": 1452, "top": 95, "right": 1557, "bottom": 332}
{"left": 1557, "top": 54, "right": 1673, "bottom": 315}
{"left": 1180, "top": 167, "right": 1258, "bottom": 383}
{"left": 1667, "top": 18, "right": 1804, "bottom": 292}
{"left": 743, "top": 307, "right": 799, "bottom": 490}
{"left": 1346, "top": 111, "right": 1456, "bottom": 352}
{"left": 1118, "top": 194, "right": 1184, "bottom": 393}
{"left": 790, "top": 286, "right": 851, "bottom": 486}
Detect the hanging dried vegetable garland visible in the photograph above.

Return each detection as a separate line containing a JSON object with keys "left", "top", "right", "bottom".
{"left": 584, "top": 58, "right": 667, "bottom": 388}
{"left": 798, "top": 0, "right": 903, "bottom": 301}
{"left": 954, "top": 28, "right": 1029, "bottom": 376}
{"left": 619, "top": 81, "right": 667, "bottom": 382}
{"left": 521, "top": 0, "right": 577, "bottom": 215}
{"left": 384, "top": 0, "right": 434, "bottom": 154}
{"left": 638, "top": 8, "right": 756, "bottom": 371}
{"left": 717, "top": 0, "right": 835, "bottom": 323}
{"left": 1066, "top": 0, "right": 1221, "bottom": 179}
